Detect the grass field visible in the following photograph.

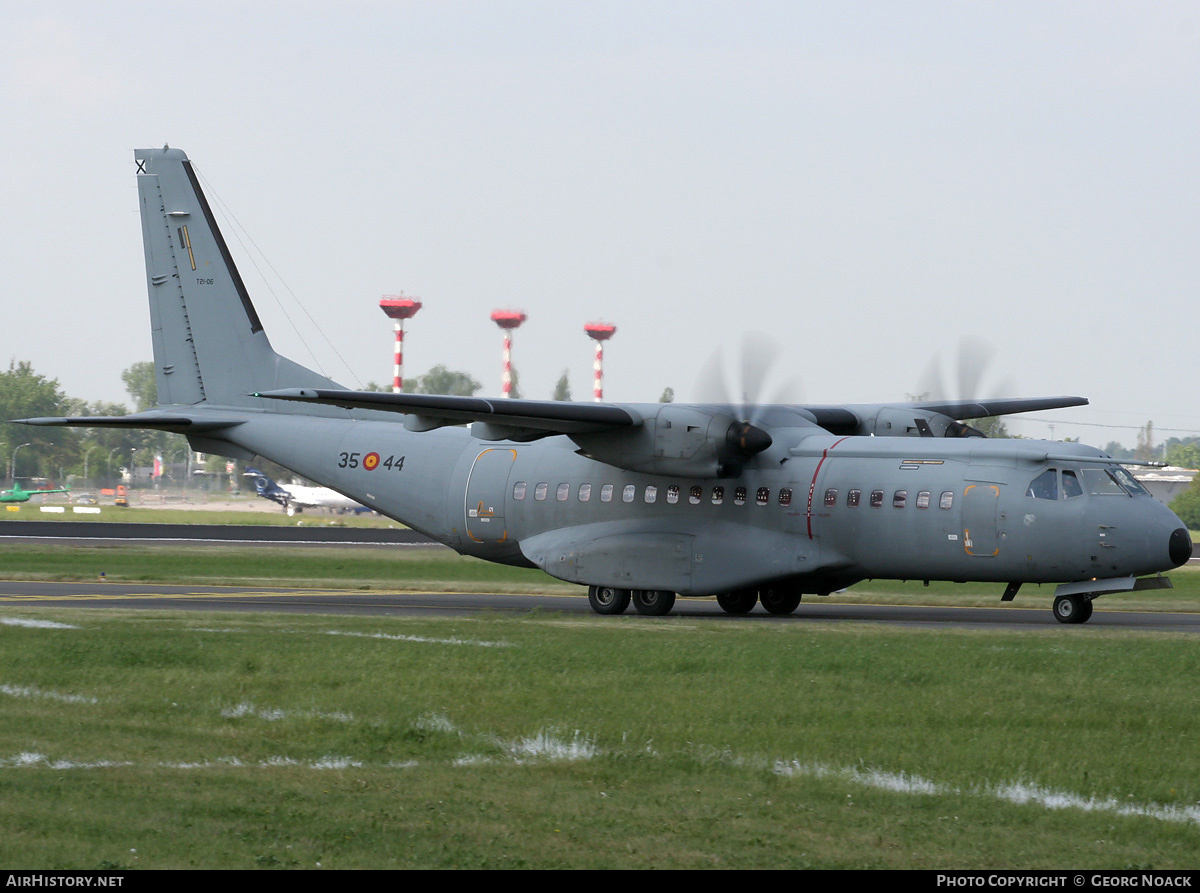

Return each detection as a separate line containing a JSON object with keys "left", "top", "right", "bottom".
{"left": 0, "top": 527, "right": 1198, "bottom": 868}
{"left": 2, "top": 504, "right": 404, "bottom": 528}
{"left": 1, "top": 607, "right": 1199, "bottom": 869}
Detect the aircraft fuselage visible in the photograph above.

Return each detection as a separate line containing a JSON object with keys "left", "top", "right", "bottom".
{"left": 221, "top": 411, "right": 1187, "bottom": 599}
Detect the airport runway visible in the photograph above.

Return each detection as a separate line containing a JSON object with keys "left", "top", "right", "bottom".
{"left": 3, "top": 520, "right": 1198, "bottom": 631}
{"left": 2, "top": 580, "right": 1199, "bottom": 632}
{"left": 0, "top": 519, "right": 436, "bottom": 546}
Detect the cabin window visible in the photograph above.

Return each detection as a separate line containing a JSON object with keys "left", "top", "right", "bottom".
{"left": 733, "top": 486, "right": 747, "bottom": 505}
{"left": 847, "top": 489, "right": 861, "bottom": 507}
{"left": 622, "top": 484, "right": 636, "bottom": 503}
{"left": 755, "top": 487, "right": 770, "bottom": 505}
{"left": 916, "top": 490, "right": 931, "bottom": 509}
{"left": 644, "top": 485, "right": 657, "bottom": 504}
{"left": 870, "top": 489, "right": 884, "bottom": 508}
{"left": 690, "top": 485, "right": 702, "bottom": 504}
{"left": 779, "top": 488, "right": 792, "bottom": 506}
{"left": 711, "top": 486, "right": 724, "bottom": 505}
{"left": 824, "top": 488, "right": 838, "bottom": 507}
{"left": 578, "top": 483, "right": 592, "bottom": 502}
{"left": 893, "top": 490, "right": 907, "bottom": 508}
{"left": 666, "top": 485, "right": 680, "bottom": 504}
{"left": 556, "top": 483, "right": 570, "bottom": 502}
{"left": 1062, "top": 470, "right": 1083, "bottom": 499}
{"left": 600, "top": 484, "right": 614, "bottom": 503}
{"left": 1027, "top": 468, "right": 1058, "bottom": 500}
{"left": 534, "top": 482, "right": 548, "bottom": 501}
{"left": 512, "top": 481, "right": 527, "bottom": 501}
{"left": 939, "top": 491, "right": 954, "bottom": 510}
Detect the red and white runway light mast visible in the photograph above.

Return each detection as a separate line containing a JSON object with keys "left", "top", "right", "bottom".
{"left": 379, "top": 294, "right": 423, "bottom": 393}
{"left": 490, "top": 309, "right": 527, "bottom": 398}
{"left": 584, "top": 321, "right": 617, "bottom": 402}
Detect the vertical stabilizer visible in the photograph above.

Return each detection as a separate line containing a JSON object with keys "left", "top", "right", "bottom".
{"left": 135, "top": 146, "right": 339, "bottom": 407}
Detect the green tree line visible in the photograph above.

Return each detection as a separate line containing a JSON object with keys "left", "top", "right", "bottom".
{"left": 0, "top": 360, "right": 185, "bottom": 487}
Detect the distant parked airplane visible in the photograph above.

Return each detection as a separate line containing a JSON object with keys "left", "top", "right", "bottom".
{"left": 243, "top": 468, "right": 368, "bottom": 516}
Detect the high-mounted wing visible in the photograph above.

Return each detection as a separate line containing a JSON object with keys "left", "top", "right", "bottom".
{"left": 806, "top": 395, "right": 1089, "bottom": 438}
{"left": 253, "top": 388, "right": 1089, "bottom": 476}
{"left": 254, "top": 388, "right": 642, "bottom": 440}
{"left": 255, "top": 388, "right": 774, "bottom": 477}
{"left": 913, "top": 396, "right": 1089, "bottom": 419}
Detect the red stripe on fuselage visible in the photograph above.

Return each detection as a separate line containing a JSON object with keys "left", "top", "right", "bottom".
{"left": 806, "top": 437, "right": 850, "bottom": 539}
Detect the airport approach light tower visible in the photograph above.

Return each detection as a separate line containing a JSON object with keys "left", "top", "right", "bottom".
{"left": 584, "top": 321, "right": 617, "bottom": 402}
{"left": 490, "top": 309, "right": 527, "bottom": 398}
{"left": 379, "top": 295, "right": 423, "bottom": 393}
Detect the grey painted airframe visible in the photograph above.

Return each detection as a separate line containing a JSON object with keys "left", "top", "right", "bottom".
{"left": 19, "top": 147, "right": 1193, "bottom": 622}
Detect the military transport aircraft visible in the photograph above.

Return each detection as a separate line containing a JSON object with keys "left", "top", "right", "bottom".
{"left": 17, "top": 147, "right": 1193, "bottom": 623}
{"left": 0, "top": 483, "right": 69, "bottom": 504}
{"left": 244, "top": 467, "right": 368, "bottom": 515}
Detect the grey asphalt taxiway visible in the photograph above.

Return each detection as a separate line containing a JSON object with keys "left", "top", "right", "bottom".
{"left": 2, "top": 580, "right": 1199, "bottom": 632}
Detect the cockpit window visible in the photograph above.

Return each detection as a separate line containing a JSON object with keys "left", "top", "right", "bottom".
{"left": 1062, "top": 470, "right": 1083, "bottom": 498}
{"left": 1065, "top": 470, "right": 1084, "bottom": 499}
{"left": 1109, "top": 466, "right": 1151, "bottom": 497}
{"left": 1081, "top": 467, "right": 1129, "bottom": 496}
{"left": 1027, "top": 469, "right": 1058, "bottom": 500}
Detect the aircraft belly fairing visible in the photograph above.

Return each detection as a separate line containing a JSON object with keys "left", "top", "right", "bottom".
{"left": 520, "top": 518, "right": 834, "bottom": 596}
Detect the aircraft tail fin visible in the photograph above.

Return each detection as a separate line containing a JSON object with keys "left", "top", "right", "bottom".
{"left": 134, "top": 146, "right": 340, "bottom": 408}
{"left": 243, "top": 467, "right": 291, "bottom": 507}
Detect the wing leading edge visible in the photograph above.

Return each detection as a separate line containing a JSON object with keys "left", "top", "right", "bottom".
{"left": 254, "top": 388, "right": 1086, "bottom": 438}
{"left": 254, "top": 388, "right": 643, "bottom": 440}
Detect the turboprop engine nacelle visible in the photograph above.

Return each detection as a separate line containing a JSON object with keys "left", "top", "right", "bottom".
{"left": 571, "top": 405, "right": 773, "bottom": 478}
{"left": 864, "top": 407, "right": 986, "bottom": 438}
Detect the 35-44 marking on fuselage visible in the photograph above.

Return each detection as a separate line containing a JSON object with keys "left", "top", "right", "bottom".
{"left": 338, "top": 451, "right": 405, "bottom": 471}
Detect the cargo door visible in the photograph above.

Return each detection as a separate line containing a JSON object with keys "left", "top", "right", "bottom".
{"left": 962, "top": 482, "right": 1001, "bottom": 557}
{"left": 464, "top": 448, "right": 516, "bottom": 544}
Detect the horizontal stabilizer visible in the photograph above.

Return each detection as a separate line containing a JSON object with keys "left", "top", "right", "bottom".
{"left": 15, "top": 412, "right": 245, "bottom": 432}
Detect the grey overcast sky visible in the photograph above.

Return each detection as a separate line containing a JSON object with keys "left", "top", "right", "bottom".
{"left": 2, "top": 1, "right": 1198, "bottom": 448}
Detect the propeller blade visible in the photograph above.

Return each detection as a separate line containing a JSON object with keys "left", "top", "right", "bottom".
{"left": 694, "top": 331, "right": 802, "bottom": 418}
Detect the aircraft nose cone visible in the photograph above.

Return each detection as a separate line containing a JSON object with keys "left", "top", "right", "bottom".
{"left": 1169, "top": 527, "right": 1193, "bottom": 568}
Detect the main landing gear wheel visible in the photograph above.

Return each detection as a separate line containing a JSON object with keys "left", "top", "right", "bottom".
{"left": 1052, "top": 594, "right": 1093, "bottom": 624}
{"left": 717, "top": 589, "right": 758, "bottom": 615}
{"left": 632, "top": 589, "right": 676, "bottom": 616}
{"left": 588, "top": 586, "right": 631, "bottom": 615}
{"left": 759, "top": 588, "right": 802, "bottom": 615}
